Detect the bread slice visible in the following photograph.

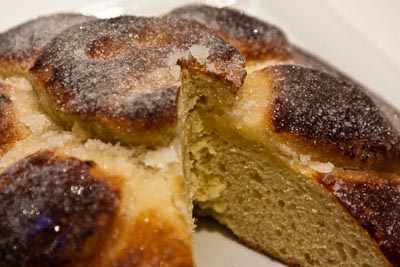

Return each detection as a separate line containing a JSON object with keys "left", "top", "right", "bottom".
{"left": 181, "top": 64, "right": 400, "bottom": 267}
{"left": 172, "top": 5, "right": 400, "bottom": 267}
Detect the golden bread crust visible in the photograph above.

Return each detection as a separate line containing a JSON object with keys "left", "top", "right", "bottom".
{"left": 318, "top": 169, "right": 400, "bottom": 266}
{"left": 0, "top": 150, "right": 119, "bottom": 267}
{"left": 0, "top": 82, "right": 25, "bottom": 154}
{"left": 170, "top": 4, "right": 291, "bottom": 61}
{"left": 263, "top": 65, "right": 400, "bottom": 172}
{"left": 99, "top": 210, "right": 193, "bottom": 267}
{"left": 30, "top": 15, "right": 245, "bottom": 146}
{"left": 0, "top": 14, "right": 95, "bottom": 76}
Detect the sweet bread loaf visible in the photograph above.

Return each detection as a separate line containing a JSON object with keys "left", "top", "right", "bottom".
{"left": 0, "top": 4, "right": 399, "bottom": 267}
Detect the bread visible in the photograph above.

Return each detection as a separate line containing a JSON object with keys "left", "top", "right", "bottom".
{"left": 0, "top": 4, "right": 399, "bottom": 267}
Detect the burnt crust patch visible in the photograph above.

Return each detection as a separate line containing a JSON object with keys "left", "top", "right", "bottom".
{"left": 30, "top": 15, "right": 245, "bottom": 145}
{"left": 0, "top": 150, "right": 119, "bottom": 267}
{"left": 0, "top": 13, "right": 95, "bottom": 75}
{"left": 268, "top": 65, "right": 400, "bottom": 171}
{"left": 319, "top": 170, "right": 400, "bottom": 267}
{"left": 170, "top": 4, "right": 291, "bottom": 61}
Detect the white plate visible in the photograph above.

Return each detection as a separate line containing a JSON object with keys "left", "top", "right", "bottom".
{"left": 1, "top": 1, "right": 399, "bottom": 267}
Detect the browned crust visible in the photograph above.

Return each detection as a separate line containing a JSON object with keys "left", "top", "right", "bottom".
{"left": 169, "top": 4, "right": 291, "bottom": 61}
{"left": 0, "top": 58, "right": 34, "bottom": 78}
{"left": 94, "top": 210, "right": 194, "bottom": 267}
{"left": 264, "top": 65, "right": 400, "bottom": 172}
{"left": 0, "top": 82, "right": 25, "bottom": 154}
{"left": 0, "top": 13, "right": 95, "bottom": 77}
{"left": 318, "top": 169, "right": 400, "bottom": 267}
{"left": 0, "top": 150, "right": 120, "bottom": 267}
{"left": 30, "top": 15, "right": 245, "bottom": 146}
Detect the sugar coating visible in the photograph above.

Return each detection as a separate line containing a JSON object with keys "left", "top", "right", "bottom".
{"left": 170, "top": 4, "right": 291, "bottom": 60}
{"left": 279, "top": 144, "right": 334, "bottom": 174}
{"left": 0, "top": 14, "right": 95, "bottom": 61}
{"left": 269, "top": 65, "right": 400, "bottom": 166}
{"left": 144, "top": 137, "right": 180, "bottom": 170}
{"left": 31, "top": 15, "right": 245, "bottom": 135}
{"left": 189, "top": 45, "right": 209, "bottom": 65}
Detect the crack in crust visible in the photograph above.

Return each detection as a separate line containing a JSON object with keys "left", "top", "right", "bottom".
{"left": 266, "top": 65, "right": 400, "bottom": 172}
{"left": 0, "top": 13, "right": 96, "bottom": 76}
{"left": 30, "top": 15, "right": 245, "bottom": 146}
{"left": 319, "top": 169, "right": 400, "bottom": 267}
{"left": 0, "top": 150, "right": 120, "bottom": 267}
{"left": 170, "top": 4, "right": 291, "bottom": 61}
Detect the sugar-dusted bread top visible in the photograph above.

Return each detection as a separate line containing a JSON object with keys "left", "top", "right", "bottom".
{"left": 265, "top": 65, "right": 400, "bottom": 172}
{"left": 30, "top": 15, "right": 245, "bottom": 146}
{"left": 231, "top": 65, "right": 400, "bottom": 173}
{"left": 170, "top": 4, "right": 291, "bottom": 62}
{"left": 169, "top": 4, "right": 352, "bottom": 77}
{"left": 0, "top": 150, "right": 119, "bottom": 267}
{"left": 0, "top": 14, "right": 96, "bottom": 76}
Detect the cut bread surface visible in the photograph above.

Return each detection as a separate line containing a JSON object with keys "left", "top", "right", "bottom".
{"left": 179, "top": 66, "right": 394, "bottom": 267}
